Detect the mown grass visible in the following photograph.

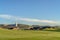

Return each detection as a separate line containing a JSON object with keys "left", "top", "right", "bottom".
{"left": 0, "top": 29, "right": 60, "bottom": 40}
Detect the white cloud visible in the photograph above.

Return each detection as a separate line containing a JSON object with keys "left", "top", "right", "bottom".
{"left": 19, "top": 18, "right": 56, "bottom": 23}
{"left": 0, "top": 15, "right": 13, "bottom": 19}
{"left": 0, "top": 14, "right": 57, "bottom": 24}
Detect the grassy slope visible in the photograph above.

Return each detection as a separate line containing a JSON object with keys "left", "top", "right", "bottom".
{"left": 0, "top": 29, "right": 60, "bottom": 40}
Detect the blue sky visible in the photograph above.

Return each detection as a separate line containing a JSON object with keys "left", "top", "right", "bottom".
{"left": 0, "top": 0, "right": 60, "bottom": 25}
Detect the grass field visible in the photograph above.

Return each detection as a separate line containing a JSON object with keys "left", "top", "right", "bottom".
{"left": 0, "top": 29, "right": 60, "bottom": 40}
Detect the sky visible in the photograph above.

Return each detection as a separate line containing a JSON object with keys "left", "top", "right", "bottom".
{"left": 0, "top": 0, "right": 60, "bottom": 25}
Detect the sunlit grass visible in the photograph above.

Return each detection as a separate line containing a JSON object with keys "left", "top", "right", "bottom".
{"left": 0, "top": 29, "right": 60, "bottom": 40}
